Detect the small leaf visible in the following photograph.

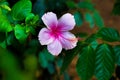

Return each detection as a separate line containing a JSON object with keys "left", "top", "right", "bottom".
{"left": 93, "top": 10, "right": 104, "bottom": 28}
{"left": 112, "top": 0, "right": 120, "bottom": 15}
{"left": 78, "top": 1, "right": 95, "bottom": 11}
{"left": 38, "top": 51, "right": 48, "bottom": 68}
{"left": 114, "top": 45, "right": 120, "bottom": 66}
{"left": 74, "top": 12, "right": 83, "bottom": 26}
{"left": 64, "top": 72, "right": 71, "bottom": 80}
{"left": 25, "top": 13, "right": 35, "bottom": 24}
{"left": 85, "top": 34, "right": 97, "bottom": 43}
{"left": 47, "top": 63, "right": 55, "bottom": 74}
{"left": 11, "top": 0, "right": 32, "bottom": 21}
{"left": 44, "top": 49, "right": 55, "bottom": 62}
{"left": 85, "top": 34, "right": 98, "bottom": 49}
{"left": 76, "top": 45, "right": 95, "bottom": 80}
{"left": 38, "top": 49, "right": 55, "bottom": 68}
{"left": 66, "top": 1, "right": 77, "bottom": 9}
{"left": 33, "top": 0, "right": 46, "bottom": 19}
{"left": 0, "top": 4, "right": 11, "bottom": 11}
{"left": 26, "top": 25, "right": 36, "bottom": 35}
{"left": 95, "top": 44, "right": 115, "bottom": 80}
{"left": 0, "top": 1, "right": 10, "bottom": 14}
{"left": 84, "top": 12, "right": 94, "bottom": 28}
{"left": 0, "top": 9, "right": 12, "bottom": 32}
{"left": 97, "top": 27, "right": 120, "bottom": 42}
{"left": 25, "top": 13, "right": 39, "bottom": 26}
{"left": 14, "top": 24, "right": 28, "bottom": 43}
{"left": 0, "top": 41, "right": 6, "bottom": 48}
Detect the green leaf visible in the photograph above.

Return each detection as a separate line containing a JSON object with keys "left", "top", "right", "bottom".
{"left": 74, "top": 12, "right": 83, "bottom": 26}
{"left": 85, "top": 34, "right": 97, "bottom": 43}
{"left": 60, "top": 42, "right": 84, "bottom": 74}
{"left": 25, "top": 13, "right": 35, "bottom": 24}
{"left": 97, "top": 27, "right": 120, "bottom": 42}
{"left": 85, "top": 34, "right": 98, "bottom": 49}
{"left": 38, "top": 51, "right": 48, "bottom": 68}
{"left": 56, "top": 58, "right": 63, "bottom": 67}
{"left": 95, "top": 44, "right": 115, "bottom": 80}
{"left": 38, "top": 49, "right": 55, "bottom": 68}
{"left": 93, "top": 11, "right": 104, "bottom": 28}
{"left": 0, "top": 1, "right": 10, "bottom": 14}
{"left": 25, "top": 13, "right": 39, "bottom": 26}
{"left": 47, "top": 63, "right": 55, "bottom": 74}
{"left": 44, "top": 49, "right": 55, "bottom": 62}
{"left": 0, "top": 9, "right": 12, "bottom": 32}
{"left": 33, "top": 0, "right": 46, "bottom": 19}
{"left": 114, "top": 45, "right": 120, "bottom": 66}
{"left": 112, "top": 0, "right": 120, "bottom": 15}
{"left": 0, "top": 4, "right": 11, "bottom": 11}
{"left": 63, "top": 72, "right": 71, "bottom": 80}
{"left": 14, "top": 24, "right": 28, "bottom": 43}
{"left": 84, "top": 12, "right": 94, "bottom": 28}
{"left": 11, "top": 0, "right": 32, "bottom": 21}
{"left": 66, "top": 1, "right": 77, "bottom": 9}
{"left": 90, "top": 40, "right": 98, "bottom": 50}
{"left": 26, "top": 26, "right": 36, "bottom": 35}
{"left": 78, "top": 1, "right": 95, "bottom": 11}
{"left": 0, "top": 41, "right": 6, "bottom": 48}
{"left": 76, "top": 45, "right": 95, "bottom": 80}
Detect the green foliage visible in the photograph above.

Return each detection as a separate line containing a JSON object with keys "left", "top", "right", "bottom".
{"left": 38, "top": 49, "right": 55, "bottom": 68}
{"left": 74, "top": 12, "right": 83, "bottom": 26}
{"left": 0, "top": 9, "right": 12, "bottom": 32}
{"left": 25, "top": 13, "right": 39, "bottom": 26}
{"left": 76, "top": 45, "right": 95, "bottom": 80}
{"left": 24, "top": 55, "right": 38, "bottom": 72}
{"left": 0, "top": 47, "right": 27, "bottom": 80}
{"left": 93, "top": 10, "right": 104, "bottom": 28}
{"left": 14, "top": 24, "right": 28, "bottom": 43}
{"left": 33, "top": 0, "right": 46, "bottom": 18}
{"left": 97, "top": 27, "right": 120, "bottom": 42}
{"left": 0, "top": 1, "right": 11, "bottom": 12}
{"left": 39, "top": 51, "right": 49, "bottom": 68}
{"left": 95, "top": 44, "right": 115, "bottom": 80}
{"left": 112, "top": 0, "right": 120, "bottom": 15}
{"left": 60, "top": 42, "right": 89, "bottom": 74}
{"left": 60, "top": 42, "right": 83, "bottom": 74}
{"left": 66, "top": 1, "right": 77, "bottom": 9}
{"left": 11, "top": 0, "right": 32, "bottom": 21}
{"left": 114, "top": 45, "right": 120, "bottom": 66}
{"left": 47, "top": 63, "right": 55, "bottom": 74}
{"left": 63, "top": 72, "right": 71, "bottom": 80}
{"left": 85, "top": 34, "right": 98, "bottom": 49}
{"left": 78, "top": 1, "right": 95, "bottom": 11}
{"left": 84, "top": 12, "right": 94, "bottom": 28}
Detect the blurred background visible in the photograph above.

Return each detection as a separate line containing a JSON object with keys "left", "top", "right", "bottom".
{"left": 0, "top": 0, "right": 120, "bottom": 80}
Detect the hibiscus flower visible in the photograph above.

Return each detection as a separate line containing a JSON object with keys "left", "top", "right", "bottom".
{"left": 38, "top": 12, "right": 78, "bottom": 56}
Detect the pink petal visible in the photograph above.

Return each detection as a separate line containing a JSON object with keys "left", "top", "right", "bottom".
{"left": 47, "top": 39, "right": 62, "bottom": 56}
{"left": 38, "top": 28, "right": 54, "bottom": 45}
{"left": 58, "top": 13, "right": 75, "bottom": 31}
{"left": 59, "top": 32, "right": 78, "bottom": 50}
{"left": 41, "top": 12, "right": 58, "bottom": 29}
